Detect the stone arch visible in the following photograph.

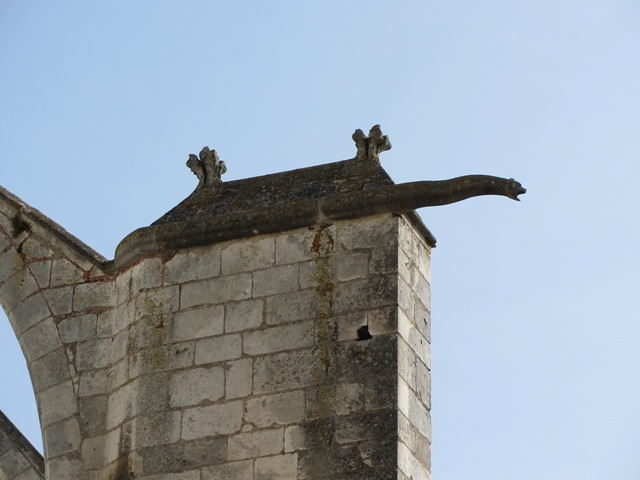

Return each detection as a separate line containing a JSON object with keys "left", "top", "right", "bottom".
{"left": 0, "top": 186, "right": 108, "bottom": 477}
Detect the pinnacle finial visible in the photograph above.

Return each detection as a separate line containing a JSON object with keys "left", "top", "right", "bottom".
{"left": 352, "top": 124, "right": 392, "bottom": 162}
{"left": 186, "top": 146, "right": 227, "bottom": 191}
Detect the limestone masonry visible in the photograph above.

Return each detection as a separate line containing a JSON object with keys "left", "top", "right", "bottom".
{"left": 0, "top": 126, "right": 524, "bottom": 479}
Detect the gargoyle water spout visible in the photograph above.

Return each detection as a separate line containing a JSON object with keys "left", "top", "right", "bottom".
{"left": 113, "top": 125, "right": 525, "bottom": 269}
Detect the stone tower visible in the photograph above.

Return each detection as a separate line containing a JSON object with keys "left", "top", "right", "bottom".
{"left": 0, "top": 126, "right": 524, "bottom": 479}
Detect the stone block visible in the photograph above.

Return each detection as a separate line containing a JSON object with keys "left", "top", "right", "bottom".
{"left": 79, "top": 370, "right": 108, "bottom": 397}
{"left": 0, "top": 270, "right": 39, "bottom": 309}
{"left": 317, "top": 313, "right": 366, "bottom": 343}
{"left": 364, "top": 373, "right": 397, "bottom": 411}
{"left": 73, "top": 281, "right": 115, "bottom": 311}
{"left": 0, "top": 250, "right": 24, "bottom": 286}
{"left": 225, "top": 298, "right": 264, "bottom": 333}
{"left": 20, "top": 317, "right": 59, "bottom": 360}
{"left": 334, "top": 253, "right": 369, "bottom": 282}
{"left": 0, "top": 230, "right": 9, "bottom": 252}
{"left": 79, "top": 395, "right": 108, "bottom": 438}
{"left": 76, "top": 338, "right": 112, "bottom": 371}
{"left": 0, "top": 448, "right": 30, "bottom": 478}
{"left": 202, "top": 460, "right": 253, "bottom": 480}
{"left": 43, "top": 286, "right": 73, "bottom": 316}
{"left": 252, "top": 264, "right": 299, "bottom": 297}
{"left": 40, "top": 381, "right": 77, "bottom": 427}
{"left": 243, "top": 321, "right": 314, "bottom": 356}
{"left": 245, "top": 390, "right": 305, "bottom": 428}
{"left": 414, "top": 300, "right": 431, "bottom": 344}
{"left": 51, "top": 258, "right": 84, "bottom": 287}
{"left": 10, "top": 294, "right": 50, "bottom": 333}
{"left": 30, "top": 347, "right": 71, "bottom": 391}
{"left": 45, "top": 454, "right": 83, "bottom": 479}
{"left": 398, "top": 440, "right": 430, "bottom": 480}
{"left": 305, "top": 382, "right": 364, "bottom": 418}
{"left": 130, "top": 257, "right": 163, "bottom": 292}
{"left": 194, "top": 334, "right": 241, "bottom": 365}
{"left": 182, "top": 401, "right": 243, "bottom": 440}
{"left": 398, "top": 310, "right": 431, "bottom": 370}
{"left": 131, "top": 411, "right": 182, "bottom": 448}
{"left": 335, "top": 216, "right": 396, "bottom": 251}
{"left": 80, "top": 428, "right": 120, "bottom": 470}
{"left": 221, "top": 237, "right": 274, "bottom": 274}
{"left": 334, "top": 334, "right": 397, "bottom": 382}
{"left": 227, "top": 428, "right": 284, "bottom": 460}
{"left": 265, "top": 289, "right": 324, "bottom": 325}
{"left": 44, "top": 417, "right": 81, "bottom": 458}
{"left": 14, "top": 468, "right": 44, "bottom": 480}
{"left": 398, "top": 411, "right": 430, "bottom": 471}
{"left": 334, "top": 410, "right": 395, "bottom": 445}
{"left": 142, "top": 437, "right": 227, "bottom": 474}
{"left": 398, "top": 377, "right": 431, "bottom": 442}
{"left": 29, "top": 265, "right": 53, "bottom": 295}
{"left": 169, "top": 366, "right": 225, "bottom": 407}
{"left": 225, "top": 358, "right": 252, "bottom": 399}
{"left": 253, "top": 349, "right": 323, "bottom": 394}
{"left": 96, "top": 309, "right": 115, "bottom": 338}
{"left": 416, "top": 358, "right": 431, "bottom": 410}
{"left": 398, "top": 337, "right": 417, "bottom": 392}
{"left": 128, "top": 342, "right": 195, "bottom": 378}
{"left": 164, "top": 246, "right": 221, "bottom": 284}
{"left": 144, "top": 471, "right": 202, "bottom": 480}
{"left": 171, "top": 305, "right": 224, "bottom": 342}
{"left": 254, "top": 453, "right": 297, "bottom": 480}
{"left": 275, "top": 230, "right": 316, "bottom": 264}
{"left": 58, "top": 314, "right": 97, "bottom": 343}
{"left": 333, "top": 275, "right": 397, "bottom": 315}
{"left": 181, "top": 273, "right": 251, "bottom": 310}
{"left": 134, "top": 286, "right": 179, "bottom": 318}
{"left": 20, "top": 236, "right": 53, "bottom": 259}
{"left": 106, "top": 381, "right": 136, "bottom": 430}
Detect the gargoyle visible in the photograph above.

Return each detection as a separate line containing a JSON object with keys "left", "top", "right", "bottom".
{"left": 352, "top": 125, "right": 526, "bottom": 205}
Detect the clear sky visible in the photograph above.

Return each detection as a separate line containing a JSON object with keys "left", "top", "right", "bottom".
{"left": 1, "top": 1, "right": 639, "bottom": 478}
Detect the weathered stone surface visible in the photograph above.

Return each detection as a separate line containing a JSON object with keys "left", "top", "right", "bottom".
{"left": 225, "top": 298, "right": 263, "bottom": 333}
{"left": 58, "top": 314, "right": 97, "bottom": 343}
{"left": 1, "top": 178, "right": 438, "bottom": 478}
{"left": 171, "top": 305, "right": 224, "bottom": 342}
{"left": 169, "top": 366, "right": 225, "bottom": 407}
{"left": 43, "top": 418, "right": 81, "bottom": 458}
{"left": 194, "top": 334, "right": 241, "bottom": 365}
{"left": 252, "top": 264, "right": 299, "bottom": 297}
{"left": 181, "top": 274, "right": 251, "bottom": 309}
{"left": 245, "top": 390, "right": 305, "bottom": 428}
{"left": 243, "top": 321, "right": 314, "bottom": 356}
{"left": 39, "top": 381, "right": 77, "bottom": 428}
{"left": 80, "top": 428, "right": 119, "bottom": 470}
{"left": 181, "top": 401, "right": 243, "bottom": 440}
{"left": 142, "top": 437, "right": 228, "bottom": 474}
{"left": 227, "top": 428, "right": 284, "bottom": 460}
{"left": 255, "top": 453, "right": 298, "bottom": 480}
{"left": 221, "top": 237, "right": 274, "bottom": 275}
{"left": 202, "top": 460, "right": 253, "bottom": 480}
{"left": 165, "top": 247, "right": 221, "bottom": 285}
{"left": 253, "top": 350, "right": 323, "bottom": 394}
{"left": 225, "top": 358, "right": 252, "bottom": 399}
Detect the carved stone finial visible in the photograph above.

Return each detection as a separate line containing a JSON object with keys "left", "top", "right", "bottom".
{"left": 352, "top": 124, "right": 392, "bottom": 162}
{"left": 186, "top": 146, "right": 227, "bottom": 191}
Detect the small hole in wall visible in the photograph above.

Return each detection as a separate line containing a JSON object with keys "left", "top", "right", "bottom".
{"left": 356, "top": 325, "right": 372, "bottom": 341}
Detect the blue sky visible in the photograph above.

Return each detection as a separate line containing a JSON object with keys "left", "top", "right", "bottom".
{"left": 1, "top": 1, "right": 639, "bottom": 478}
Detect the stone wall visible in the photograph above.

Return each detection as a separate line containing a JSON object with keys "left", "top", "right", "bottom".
{"left": 0, "top": 410, "right": 45, "bottom": 480}
{"left": 0, "top": 187, "right": 431, "bottom": 479}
